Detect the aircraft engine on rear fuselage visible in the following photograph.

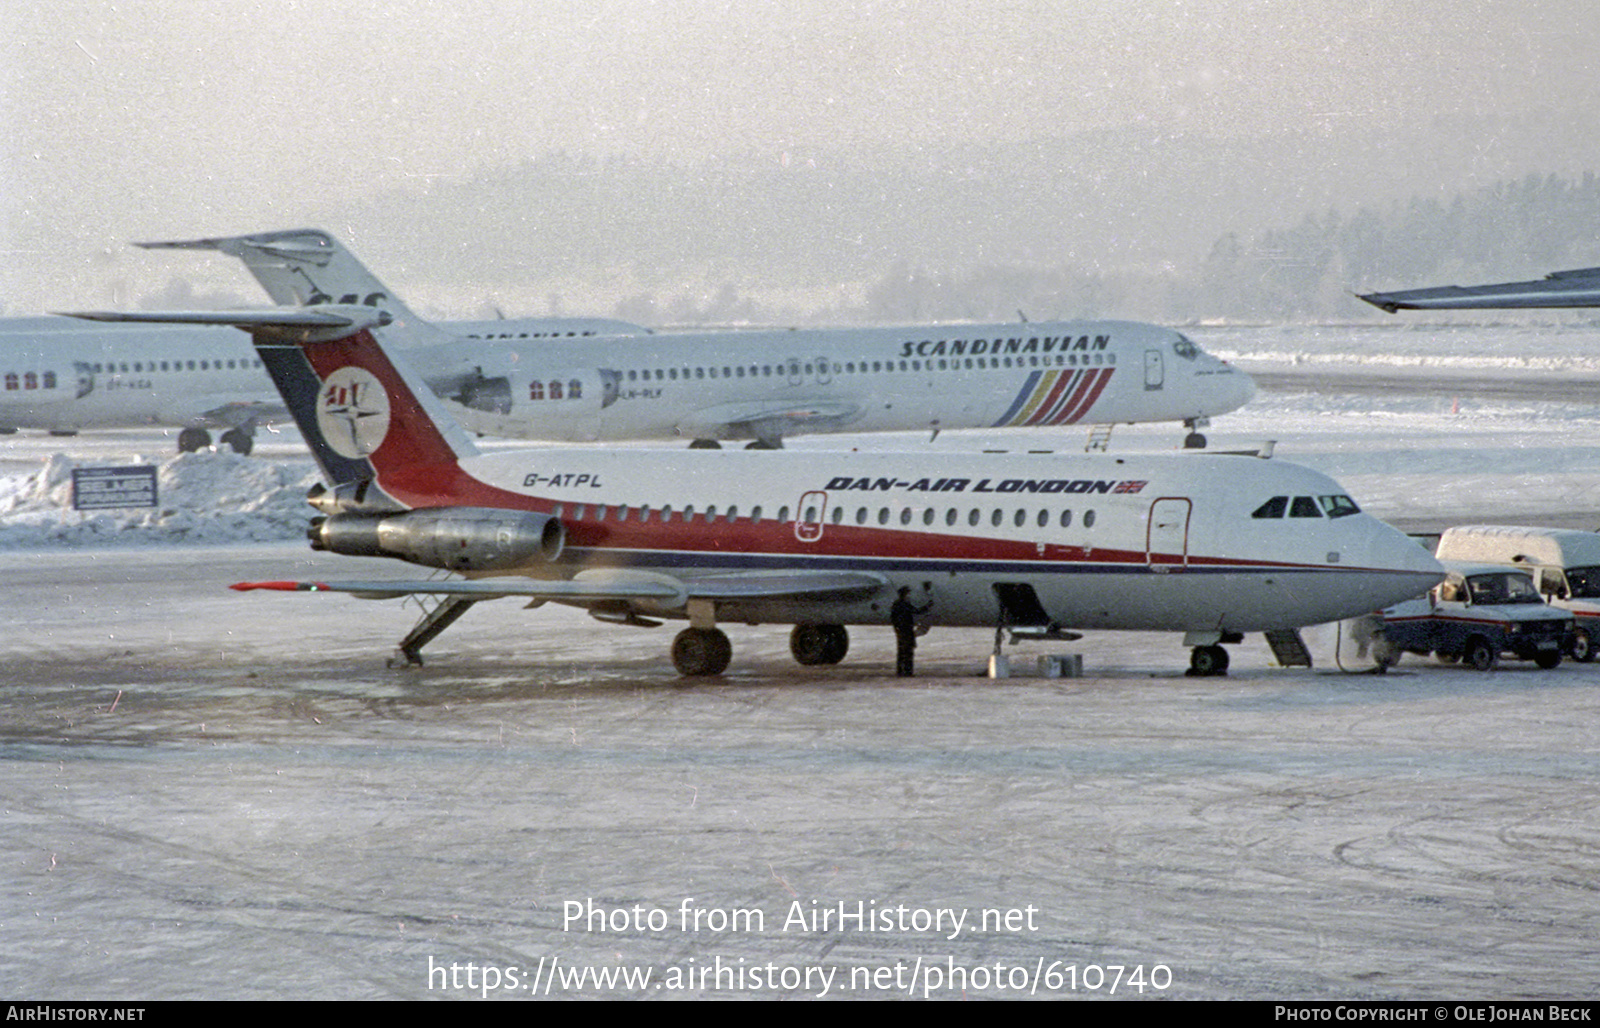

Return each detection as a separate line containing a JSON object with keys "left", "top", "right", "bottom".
{"left": 308, "top": 507, "right": 565, "bottom": 571}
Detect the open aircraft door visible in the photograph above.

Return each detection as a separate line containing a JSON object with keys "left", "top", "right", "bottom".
{"left": 1146, "top": 497, "right": 1191, "bottom": 570}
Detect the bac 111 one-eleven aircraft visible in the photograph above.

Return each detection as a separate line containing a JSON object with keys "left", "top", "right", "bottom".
{"left": 64, "top": 302, "right": 1441, "bottom": 677}
{"left": 6, "top": 229, "right": 1255, "bottom": 451}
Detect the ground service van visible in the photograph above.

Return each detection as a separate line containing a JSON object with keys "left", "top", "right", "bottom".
{"left": 1376, "top": 560, "right": 1574, "bottom": 671}
{"left": 1434, "top": 525, "right": 1600, "bottom": 662}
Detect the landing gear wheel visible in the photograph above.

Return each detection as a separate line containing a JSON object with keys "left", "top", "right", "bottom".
{"left": 1572, "top": 628, "right": 1594, "bottom": 663}
{"left": 744, "top": 439, "right": 781, "bottom": 450}
{"left": 1183, "top": 432, "right": 1207, "bottom": 449}
{"left": 1464, "top": 636, "right": 1498, "bottom": 672}
{"left": 790, "top": 624, "right": 849, "bottom": 666}
{"left": 687, "top": 439, "right": 722, "bottom": 449}
{"left": 219, "top": 428, "right": 254, "bottom": 455}
{"left": 672, "top": 627, "right": 732, "bottom": 676}
{"left": 177, "top": 427, "right": 212, "bottom": 453}
{"left": 1187, "top": 644, "right": 1229, "bottom": 677}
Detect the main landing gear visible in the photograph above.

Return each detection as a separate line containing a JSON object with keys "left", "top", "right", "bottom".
{"left": 685, "top": 438, "right": 784, "bottom": 450}
{"left": 671, "top": 623, "right": 851, "bottom": 676}
{"left": 790, "top": 624, "right": 849, "bottom": 665}
{"left": 671, "top": 627, "right": 733, "bottom": 676}
{"left": 177, "top": 426, "right": 255, "bottom": 454}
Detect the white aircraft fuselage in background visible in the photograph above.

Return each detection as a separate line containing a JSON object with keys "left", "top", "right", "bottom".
{"left": 423, "top": 317, "right": 1251, "bottom": 447}
{"left": 12, "top": 229, "right": 1255, "bottom": 450}
{"left": 0, "top": 315, "right": 640, "bottom": 451}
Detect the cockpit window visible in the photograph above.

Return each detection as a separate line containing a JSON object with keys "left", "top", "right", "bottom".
{"left": 1289, "top": 496, "right": 1322, "bottom": 517}
{"left": 1252, "top": 496, "right": 1287, "bottom": 519}
{"left": 1173, "top": 335, "right": 1200, "bottom": 360}
{"left": 1318, "top": 495, "right": 1360, "bottom": 518}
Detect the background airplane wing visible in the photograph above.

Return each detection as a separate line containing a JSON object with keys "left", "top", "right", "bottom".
{"left": 1359, "top": 267, "right": 1600, "bottom": 311}
{"left": 677, "top": 399, "right": 865, "bottom": 438}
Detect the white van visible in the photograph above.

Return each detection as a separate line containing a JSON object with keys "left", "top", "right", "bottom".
{"left": 1435, "top": 525, "right": 1600, "bottom": 662}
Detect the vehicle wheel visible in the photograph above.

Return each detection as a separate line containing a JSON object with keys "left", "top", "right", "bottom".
{"left": 1535, "top": 650, "right": 1563, "bottom": 670}
{"left": 1572, "top": 629, "right": 1595, "bottom": 663}
{"left": 672, "top": 627, "right": 732, "bottom": 676}
{"left": 1187, "top": 644, "right": 1229, "bottom": 676}
{"left": 177, "top": 427, "right": 211, "bottom": 453}
{"left": 1464, "top": 636, "right": 1498, "bottom": 672}
{"left": 791, "top": 624, "right": 849, "bottom": 665}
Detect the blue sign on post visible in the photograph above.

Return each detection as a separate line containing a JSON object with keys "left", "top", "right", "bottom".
{"left": 71, "top": 466, "right": 159, "bottom": 510}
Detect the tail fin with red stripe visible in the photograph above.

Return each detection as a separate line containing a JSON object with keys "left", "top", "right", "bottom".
{"left": 61, "top": 305, "right": 480, "bottom": 510}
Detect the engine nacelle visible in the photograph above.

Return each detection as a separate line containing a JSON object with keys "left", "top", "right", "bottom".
{"left": 309, "top": 507, "right": 565, "bottom": 572}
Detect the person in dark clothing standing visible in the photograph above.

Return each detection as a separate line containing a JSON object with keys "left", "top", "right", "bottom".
{"left": 890, "top": 586, "right": 933, "bottom": 676}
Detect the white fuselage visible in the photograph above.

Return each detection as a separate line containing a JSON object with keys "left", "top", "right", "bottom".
{"left": 1, "top": 315, "right": 1252, "bottom": 443}
{"left": 425, "top": 319, "right": 1254, "bottom": 444}
{"left": 0, "top": 316, "right": 636, "bottom": 434}
{"left": 387, "top": 447, "right": 1441, "bottom": 634}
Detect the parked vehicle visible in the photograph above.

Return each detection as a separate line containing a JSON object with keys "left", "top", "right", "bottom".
{"left": 1434, "top": 525, "right": 1600, "bottom": 662}
{"left": 1375, "top": 561, "right": 1575, "bottom": 671}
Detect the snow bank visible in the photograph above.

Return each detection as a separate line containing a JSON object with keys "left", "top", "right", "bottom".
{"left": 0, "top": 451, "right": 323, "bottom": 549}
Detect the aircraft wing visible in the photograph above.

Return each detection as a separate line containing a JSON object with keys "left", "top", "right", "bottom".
{"left": 184, "top": 399, "right": 290, "bottom": 431}
{"left": 677, "top": 399, "right": 865, "bottom": 438}
{"left": 1359, "top": 267, "right": 1600, "bottom": 312}
{"left": 232, "top": 569, "right": 885, "bottom": 604}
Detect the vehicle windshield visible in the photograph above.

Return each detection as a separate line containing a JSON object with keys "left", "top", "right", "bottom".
{"left": 1466, "top": 572, "right": 1542, "bottom": 605}
{"left": 1563, "top": 566, "right": 1600, "bottom": 599}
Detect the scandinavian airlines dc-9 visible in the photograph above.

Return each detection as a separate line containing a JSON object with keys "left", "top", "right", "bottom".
{"left": 30, "top": 229, "right": 1253, "bottom": 451}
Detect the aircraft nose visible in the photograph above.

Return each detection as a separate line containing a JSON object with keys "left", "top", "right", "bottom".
{"left": 1368, "top": 524, "right": 1445, "bottom": 605}
{"left": 1225, "top": 365, "right": 1257, "bottom": 409}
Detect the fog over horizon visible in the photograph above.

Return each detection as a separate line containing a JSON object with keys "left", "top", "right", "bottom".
{"left": 4, "top": 1, "right": 1598, "bottom": 321}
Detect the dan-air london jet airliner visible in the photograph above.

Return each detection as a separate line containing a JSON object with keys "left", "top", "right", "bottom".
{"left": 8, "top": 229, "right": 1254, "bottom": 451}
{"left": 65, "top": 301, "right": 1439, "bottom": 678}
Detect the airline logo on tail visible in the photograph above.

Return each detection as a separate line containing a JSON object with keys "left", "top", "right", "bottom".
{"left": 318, "top": 367, "right": 391, "bottom": 458}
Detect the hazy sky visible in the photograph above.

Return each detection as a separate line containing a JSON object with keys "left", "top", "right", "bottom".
{"left": 4, "top": 0, "right": 1598, "bottom": 312}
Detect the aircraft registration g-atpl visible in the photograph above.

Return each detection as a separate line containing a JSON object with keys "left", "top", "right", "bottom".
{"left": 135, "top": 229, "right": 1256, "bottom": 449}
{"left": 65, "top": 302, "right": 1441, "bottom": 677}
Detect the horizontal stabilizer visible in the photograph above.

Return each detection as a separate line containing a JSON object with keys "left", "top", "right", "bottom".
{"left": 58, "top": 305, "right": 389, "bottom": 340}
